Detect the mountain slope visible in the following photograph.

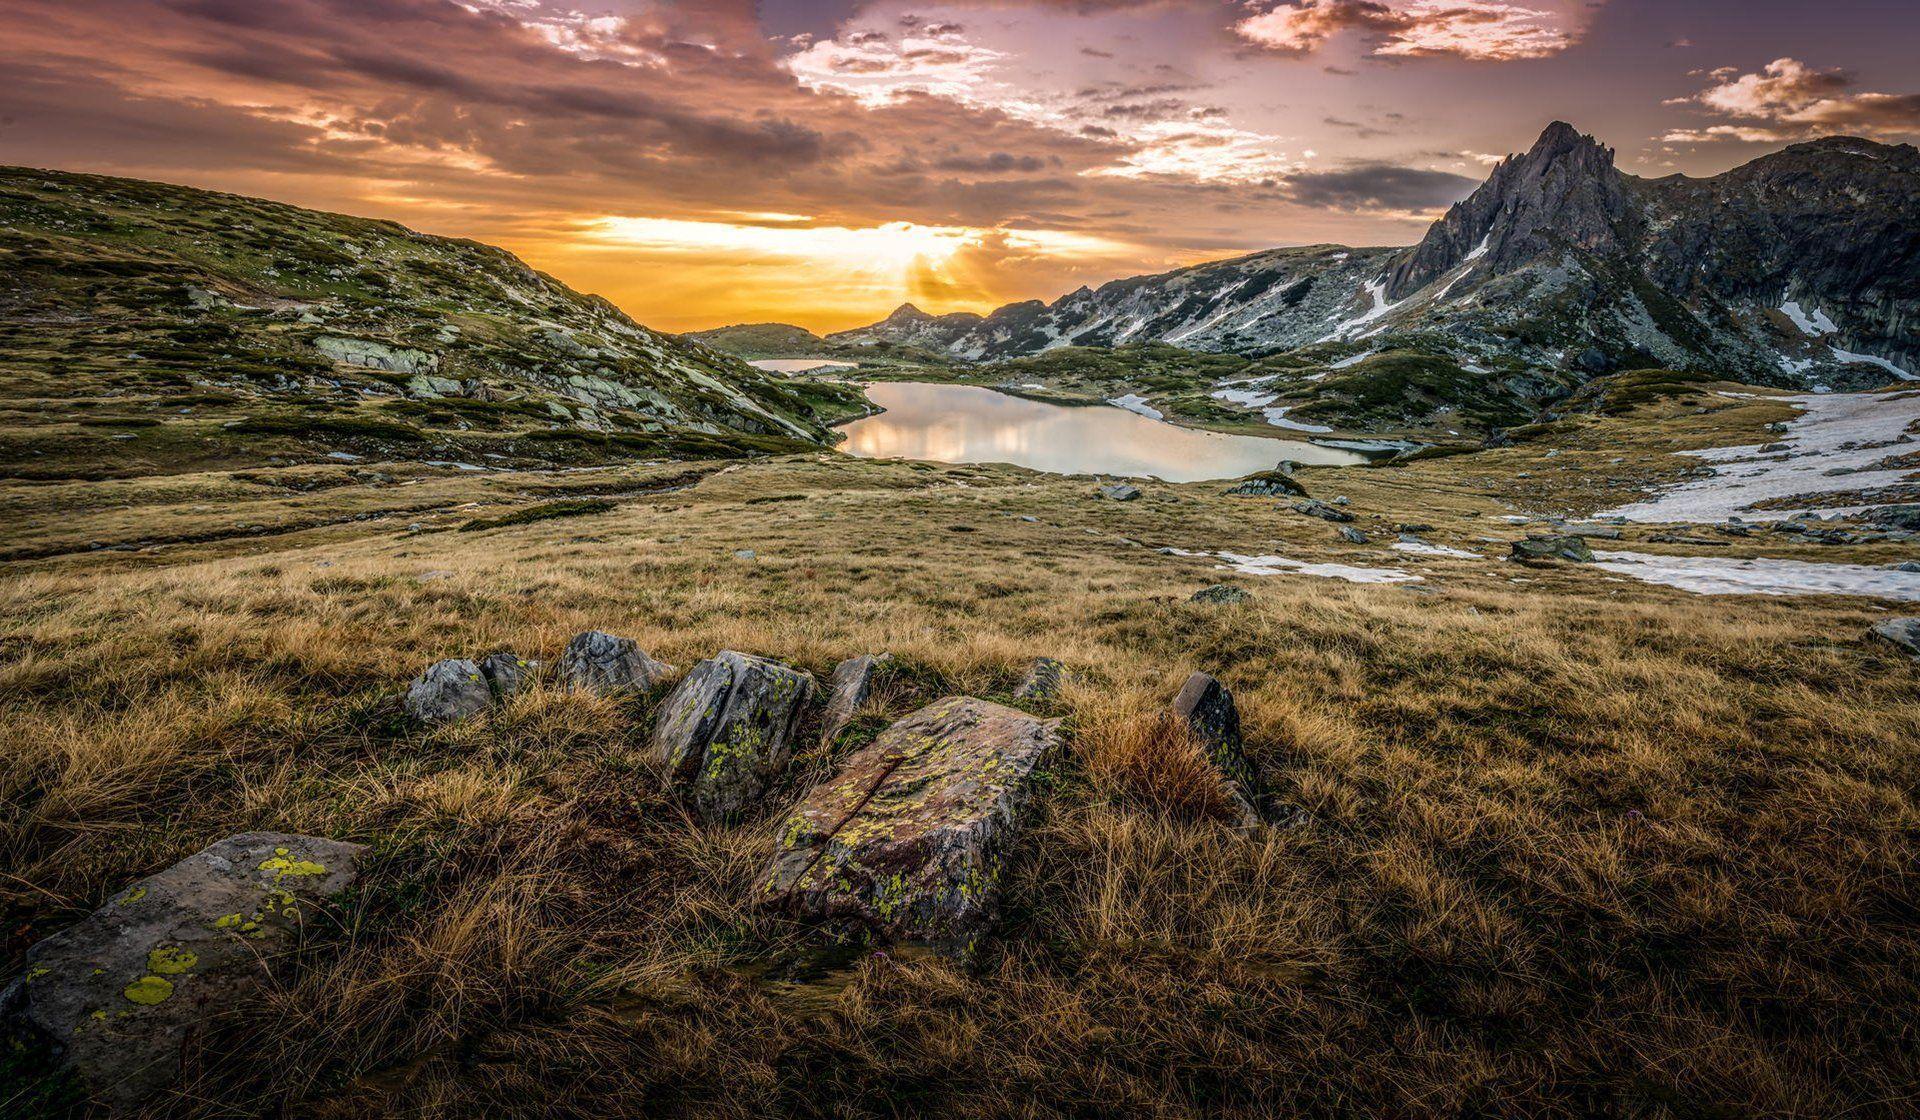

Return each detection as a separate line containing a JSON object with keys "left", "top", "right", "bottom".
{"left": 0, "top": 166, "right": 865, "bottom": 479}
{"left": 834, "top": 125, "right": 1918, "bottom": 395}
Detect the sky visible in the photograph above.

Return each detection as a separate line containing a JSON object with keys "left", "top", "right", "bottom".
{"left": 1, "top": 1, "right": 1915, "bottom": 333}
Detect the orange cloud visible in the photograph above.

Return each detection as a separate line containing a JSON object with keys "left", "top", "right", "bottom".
{"left": 1235, "top": 0, "right": 1593, "bottom": 62}
{"left": 1664, "top": 58, "right": 1920, "bottom": 143}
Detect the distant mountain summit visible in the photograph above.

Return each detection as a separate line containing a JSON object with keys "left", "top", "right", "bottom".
{"left": 832, "top": 123, "right": 1919, "bottom": 390}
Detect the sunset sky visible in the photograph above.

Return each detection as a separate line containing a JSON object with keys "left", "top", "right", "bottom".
{"left": 3, "top": 0, "right": 1915, "bottom": 333}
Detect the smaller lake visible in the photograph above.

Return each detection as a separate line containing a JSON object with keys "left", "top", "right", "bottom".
{"left": 839, "top": 382, "right": 1364, "bottom": 482}
{"left": 749, "top": 358, "right": 858, "bottom": 374}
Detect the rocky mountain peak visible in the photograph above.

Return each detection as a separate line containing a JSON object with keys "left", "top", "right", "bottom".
{"left": 882, "top": 302, "right": 934, "bottom": 324}
{"left": 1386, "top": 121, "right": 1632, "bottom": 297}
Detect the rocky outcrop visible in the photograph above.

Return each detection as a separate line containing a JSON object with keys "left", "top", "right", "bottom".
{"left": 1170, "top": 673, "right": 1265, "bottom": 826}
{"left": 559, "top": 630, "right": 671, "bottom": 695}
{"left": 313, "top": 334, "right": 440, "bottom": 374}
{"left": 760, "top": 697, "right": 1062, "bottom": 951}
{"left": 405, "top": 658, "right": 491, "bottom": 724}
{"left": 1098, "top": 483, "right": 1142, "bottom": 501}
{"left": 1, "top": 833, "right": 365, "bottom": 1109}
{"left": 1510, "top": 535, "right": 1594, "bottom": 563}
{"left": 1869, "top": 618, "right": 1920, "bottom": 658}
{"left": 1292, "top": 499, "right": 1354, "bottom": 524}
{"left": 1190, "top": 584, "right": 1251, "bottom": 605}
{"left": 821, "top": 654, "right": 889, "bottom": 746}
{"left": 1226, "top": 471, "right": 1307, "bottom": 498}
{"left": 651, "top": 651, "right": 815, "bottom": 820}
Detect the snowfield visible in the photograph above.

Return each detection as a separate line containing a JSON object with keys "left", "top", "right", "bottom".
{"left": 1593, "top": 551, "right": 1920, "bottom": 601}
{"left": 1598, "top": 389, "right": 1920, "bottom": 522}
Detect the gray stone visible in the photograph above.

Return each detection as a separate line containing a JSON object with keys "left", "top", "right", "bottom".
{"left": 821, "top": 653, "right": 890, "bottom": 746}
{"left": 1189, "top": 584, "right": 1251, "bottom": 605}
{"left": 478, "top": 651, "right": 541, "bottom": 699}
{"left": 1225, "top": 471, "right": 1307, "bottom": 498}
{"left": 1869, "top": 505, "right": 1920, "bottom": 531}
{"left": 405, "top": 658, "right": 491, "bottom": 724}
{"left": 1869, "top": 618, "right": 1920, "bottom": 658}
{"left": 1509, "top": 535, "right": 1593, "bottom": 563}
{"left": 733, "top": 548, "right": 757, "bottom": 560}
{"left": 1291, "top": 499, "right": 1354, "bottom": 523}
{"left": 1170, "top": 672, "right": 1265, "bottom": 825}
{"left": 558, "top": 630, "right": 671, "bottom": 695}
{"left": 652, "top": 651, "right": 816, "bottom": 820}
{"left": 1014, "top": 657, "right": 1067, "bottom": 702}
{"left": 1889, "top": 561, "right": 1920, "bottom": 573}
{"left": 760, "top": 697, "right": 1062, "bottom": 951}
{"left": 1337, "top": 526, "right": 1370, "bottom": 545}
{"left": 1098, "top": 483, "right": 1142, "bottom": 501}
{"left": 0, "top": 833, "right": 365, "bottom": 1109}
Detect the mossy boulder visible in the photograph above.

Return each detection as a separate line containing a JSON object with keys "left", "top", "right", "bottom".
{"left": 0, "top": 833, "right": 365, "bottom": 1110}
{"left": 761, "top": 697, "right": 1062, "bottom": 953}
{"left": 404, "top": 657, "right": 491, "bottom": 724}
{"left": 651, "top": 650, "right": 816, "bottom": 821}
{"left": 557, "top": 630, "right": 671, "bottom": 696}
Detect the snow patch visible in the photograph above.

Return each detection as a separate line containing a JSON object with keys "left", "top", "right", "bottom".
{"left": 1592, "top": 550, "right": 1920, "bottom": 601}
{"left": 1107, "top": 393, "right": 1164, "bottom": 421}
{"left": 1263, "top": 407, "right": 1334, "bottom": 434}
{"left": 1216, "top": 551, "right": 1422, "bottom": 584}
{"left": 1463, "top": 233, "right": 1491, "bottom": 262}
{"left": 1391, "top": 540, "right": 1481, "bottom": 559}
{"left": 1780, "top": 300, "right": 1837, "bottom": 337}
{"left": 1328, "top": 350, "right": 1374, "bottom": 370}
{"left": 1829, "top": 347, "right": 1915, "bottom": 381}
{"left": 1317, "top": 278, "right": 1401, "bottom": 342}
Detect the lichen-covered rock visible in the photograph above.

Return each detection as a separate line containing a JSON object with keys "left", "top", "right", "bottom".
{"left": 761, "top": 697, "right": 1062, "bottom": 951}
{"left": 1510, "top": 535, "right": 1594, "bottom": 563}
{"left": 0, "top": 833, "right": 365, "bottom": 1109}
{"left": 651, "top": 650, "right": 815, "bottom": 820}
{"left": 405, "top": 658, "right": 491, "bottom": 724}
{"left": 1292, "top": 499, "right": 1354, "bottom": 523}
{"left": 1189, "top": 584, "right": 1251, "bottom": 605}
{"left": 1226, "top": 470, "right": 1307, "bottom": 498}
{"left": 1170, "top": 672, "right": 1266, "bottom": 825}
{"left": 1869, "top": 618, "right": 1920, "bottom": 658}
{"left": 479, "top": 651, "right": 541, "bottom": 699}
{"left": 558, "top": 630, "right": 671, "bottom": 695}
{"left": 1014, "top": 657, "right": 1066, "bottom": 702}
{"left": 821, "top": 653, "right": 889, "bottom": 745}
{"left": 1098, "top": 483, "right": 1142, "bottom": 501}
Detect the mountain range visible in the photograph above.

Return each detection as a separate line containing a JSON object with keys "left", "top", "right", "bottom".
{"left": 826, "top": 123, "right": 1917, "bottom": 393}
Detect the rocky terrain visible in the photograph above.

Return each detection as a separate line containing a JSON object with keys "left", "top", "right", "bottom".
{"left": 0, "top": 167, "right": 867, "bottom": 482}
{"left": 827, "top": 123, "right": 1917, "bottom": 436}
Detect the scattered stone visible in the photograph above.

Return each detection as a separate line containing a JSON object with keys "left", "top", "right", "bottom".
{"left": 1510, "top": 535, "right": 1594, "bottom": 563}
{"left": 0, "top": 833, "right": 365, "bottom": 1109}
{"left": 1332, "top": 496, "right": 1350, "bottom": 506}
{"left": 1017, "top": 515, "right": 1039, "bottom": 523}
{"left": 1649, "top": 533, "right": 1727, "bottom": 546}
{"left": 1337, "top": 526, "right": 1370, "bottom": 545}
{"left": 652, "top": 651, "right": 816, "bottom": 820}
{"left": 1014, "top": 657, "right": 1067, "bottom": 702}
{"left": 1890, "top": 561, "right": 1920, "bottom": 573}
{"left": 760, "top": 697, "right": 1062, "bottom": 951}
{"left": 1189, "top": 584, "right": 1251, "bottom": 605}
{"left": 1170, "top": 672, "right": 1266, "bottom": 825}
{"left": 1291, "top": 499, "right": 1354, "bottom": 523}
{"left": 1869, "top": 618, "right": 1920, "bottom": 658}
{"left": 1098, "top": 483, "right": 1142, "bottom": 501}
{"left": 1397, "top": 523, "right": 1434, "bottom": 533}
{"left": 1869, "top": 505, "right": 1920, "bottom": 531}
{"left": 478, "top": 651, "right": 541, "bottom": 699}
{"left": 733, "top": 548, "right": 757, "bottom": 560}
{"left": 821, "top": 653, "right": 890, "bottom": 745}
{"left": 558, "top": 630, "right": 671, "bottom": 695}
{"left": 1226, "top": 471, "right": 1307, "bottom": 498}
{"left": 405, "top": 658, "right": 492, "bottom": 724}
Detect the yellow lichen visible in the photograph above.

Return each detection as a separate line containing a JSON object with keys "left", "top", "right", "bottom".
{"left": 146, "top": 946, "right": 197, "bottom": 975}
{"left": 120, "top": 886, "right": 148, "bottom": 905}
{"left": 123, "top": 975, "right": 174, "bottom": 1005}
{"left": 258, "top": 852, "right": 327, "bottom": 878}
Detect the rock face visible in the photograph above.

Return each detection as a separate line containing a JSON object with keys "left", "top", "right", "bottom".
{"left": 559, "top": 630, "right": 671, "bottom": 695}
{"left": 1189, "top": 584, "right": 1251, "bottom": 605}
{"left": 0, "top": 833, "right": 365, "bottom": 1109}
{"left": 479, "top": 651, "right": 541, "bottom": 699}
{"left": 1014, "top": 657, "right": 1067, "bottom": 702}
{"left": 405, "top": 658, "right": 491, "bottom": 724}
{"left": 1510, "top": 535, "right": 1594, "bottom": 563}
{"left": 761, "top": 697, "right": 1062, "bottom": 950}
{"left": 651, "top": 650, "right": 816, "bottom": 820}
{"left": 1170, "top": 673, "right": 1265, "bottom": 825}
{"left": 1869, "top": 618, "right": 1920, "bottom": 658}
{"left": 821, "top": 654, "right": 889, "bottom": 746}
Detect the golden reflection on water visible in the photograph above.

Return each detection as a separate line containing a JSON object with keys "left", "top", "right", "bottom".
{"left": 839, "top": 382, "right": 1362, "bottom": 482}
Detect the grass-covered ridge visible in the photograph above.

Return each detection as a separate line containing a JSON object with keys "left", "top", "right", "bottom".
{"left": 0, "top": 166, "right": 868, "bottom": 482}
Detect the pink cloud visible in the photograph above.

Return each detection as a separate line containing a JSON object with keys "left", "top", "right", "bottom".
{"left": 1666, "top": 58, "right": 1920, "bottom": 143}
{"left": 1234, "top": 0, "right": 1591, "bottom": 62}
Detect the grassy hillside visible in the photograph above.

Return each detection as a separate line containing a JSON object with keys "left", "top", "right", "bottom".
{"left": 2, "top": 382, "right": 1916, "bottom": 1116}
{"left": 0, "top": 167, "right": 868, "bottom": 481}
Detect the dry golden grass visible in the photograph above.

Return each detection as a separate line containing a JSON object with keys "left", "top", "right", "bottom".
{"left": 3, "top": 393, "right": 1919, "bottom": 1117}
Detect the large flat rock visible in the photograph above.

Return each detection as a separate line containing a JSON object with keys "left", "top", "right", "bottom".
{"left": 1, "top": 832, "right": 365, "bottom": 1109}
{"left": 651, "top": 650, "right": 815, "bottom": 820}
{"left": 761, "top": 697, "right": 1062, "bottom": 951}
{"left": 558, "top": 630, "right": 671, "bottom": 695}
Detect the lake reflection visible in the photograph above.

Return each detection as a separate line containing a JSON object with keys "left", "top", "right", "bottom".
{"left": 839, "top": 382, "right": 1362, "bottom": 482}
{"left": 748, "top": 358, "right": 857, "bottom": 374}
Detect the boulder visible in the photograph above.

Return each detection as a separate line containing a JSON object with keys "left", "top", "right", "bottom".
{"left": 404, "top": 658, "right": 491, "bottom": 724}
{"left": 558, "top": 630, "right": 671, "bottom": 695}
{"left": 760, "top": 697, "right": 1062, "bottom": 950}
{"left": 651, "top": 651, "right": 815, "bottom": 820}
{"left": 1226, "top": 471, "right": 1307, "bottom": 498}
{"left": 1189, "top": 584, "right": 1251, "bottom": 605}
{"left": 1098, "top": 483, "right": 1142, "bottom": 501}
{"left": 479, "top": 651, "right": 541, "bottom": 699}
{"left": 1869, "top": 618, "right": 1920, "bottom": 658}
{"left": 1, "top": 833, "right": 365, "bottom": 1109}
{"left": 1337, "top": 526, "right": 1370, "bottom": 545}
{"left": 821, "top": 654, "right": 889, "bottom": 745}
{"left": 1013, "top": 657, "right": 1066, "bottom": 702}
{"left": 1292, "top": 499, "right": 1354, "bottom": 523}
{"left": 1510, "top": 535, "right": 1593, "bottom": 563}
{"left": 1170, "top": 672, "right": 1266, "bottom": 825}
